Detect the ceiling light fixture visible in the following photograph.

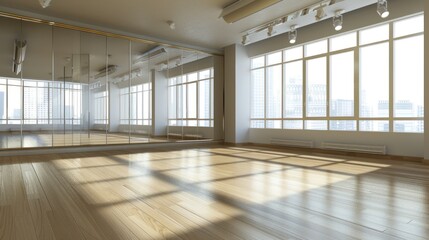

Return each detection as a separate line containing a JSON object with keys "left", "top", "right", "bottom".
{"left": 289, "top": 25, "right": 297, "bottom": 44}
{"left": 240, "top": 0, "right": 377, "bottom": 45}
{"left": 333, "top": 10, "right": 343, "bottom": 31}
{"left": 377, "top": 0, "right": 389, "bottom": 18}
{"left": 314, "top": 5, "right": 327, "bottom": 21}
{"left": 267, "top": 25, "right": 275, "bottom": 36}
{"left": 38, "top": 0, "right": 52, "bottom": 8}
{"left": 242, "top": 35, "right": 248, "bottom": 45}
{"left": 12, "top": 40, "right": 27, "bottom": 75}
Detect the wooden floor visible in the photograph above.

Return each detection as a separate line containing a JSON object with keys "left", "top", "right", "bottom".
{"left": 0, "top": 145, "right": 428, "bottom": 240}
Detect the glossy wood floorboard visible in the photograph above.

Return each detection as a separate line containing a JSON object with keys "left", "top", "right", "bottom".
{"left": 0, "top": 145, "right": 428, "bottom": 240}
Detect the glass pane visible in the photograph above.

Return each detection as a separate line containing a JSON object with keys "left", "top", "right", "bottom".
{"left": 199, "top": 69, "right": 211, "bottom": 79}
{"left": 187, "top": 72, "right": 198, "bottom": 82}
{"left": 394, "top": 36, "right": 424, "bottom": 118}
{"left": 251, "top": 69, "right": 265, "bottom": 118}
{"left": 266, "top": 120, "right": 281, "bottom": 129}
{"left": 283, "top": 120, "right": 303, "bottom": 130}
{"left": 394, "top": 121, "right": 423, "bottom": 133}
{"left": 330, "top": 51, "right": 354, "bottom": 117}
{"left": 8, "top": 85, "right": 21, "bottom": 119}
{"left": 359, "top": 121, "right": 389, "bottom": 132}
{"left": 266, "top": 65, "right": 282, "bottom": 118}
{"left": 199, "top": 80, "right": 210, "bottom": 119}
{"left": 394, "top": 15, "right": 424, "bottom": 38}
{"left": 305, "top": 40, "right": 327, "bottom": 57}
{"left": 250, "top": 120, "right": 264, "bottom": 128}
{"left": 305, "top": 120, "right": 327, "bottom": 130}
{"left": 330, "top": 32, "right": 357, "bottom": 52}
{"left": 187, "top": 82, "right": 197, "bottom": 118}
{"left": 359, "top": 24, "right": 389, "bottom": 45}
{"left": 251, "top": 56, "right": 265, "bottom": 69}
{"left": 168, "top": 86, "right": 177, "bottom": 119}
{"left": 0, "top": 85, "right": 6, "bottom": 120}
{"left": 330, "top": 121, "right": 356, "bottom": 131}
{"left": 267, "top": 51, "right": 282, "bottom": 65}
{"left": 360, "top": 43, "right": 389, "bottom": 118}
{"left": 284, "top": 46, "right": 303, "bottom": 62}
{"left": 306, "top": 57, "right": 327, "bottom": 117}
{"left": 284, "top": 61, "right": 303, "bottom": 118}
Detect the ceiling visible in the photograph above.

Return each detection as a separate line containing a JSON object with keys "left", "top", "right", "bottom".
{"left": 0, "top": 0, "right": 324, "bottom": 51}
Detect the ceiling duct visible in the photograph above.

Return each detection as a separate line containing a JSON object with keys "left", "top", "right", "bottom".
{"left": 38, "top": 0, "right": 52, "bottom": 8}
{"left": 12, "top": 40, "right": 27, "bottom": 75}
{"left": 94, "top": 64, "right": 118, "bottom": 79}
{"left": 134, "top": 46, "right": 167, "bottom": 64}
{"left": 220, "top": 0, "right": 283, "bottom": 23}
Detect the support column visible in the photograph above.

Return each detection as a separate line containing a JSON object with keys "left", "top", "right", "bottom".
{"left": 424, "top": 2, "right": 429, "bottom": 162}
{"left": 224, "top": 44, "right": 250, "bottom": 144}
{"left": 152, "top": 70, "right": 168, "bottom": 137}
{"left": 213, "top": 55, "right": 224, "bottom": 140}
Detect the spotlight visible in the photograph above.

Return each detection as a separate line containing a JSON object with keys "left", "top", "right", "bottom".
{"left": 242, "top": 35, "right": 248, "bottom": 45}
{"left": 289, "top": 25, "right": 297, "bottom": 44}
{"left": 333, "top": 10, "right": 343, "bottom": 31}
{"left": 377, "top": 0, "right": 389, "bottom": 18}
{"left": 315, "top": 6, "right": 326, "bottom": 21}
{"left": 267, "top": 25, "right": 274, "bottom": 37}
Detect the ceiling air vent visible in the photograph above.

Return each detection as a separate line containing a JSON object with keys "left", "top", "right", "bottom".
{"left": 94, "top": 65, "right": 118, "bottom": 79}
{"left": 220, "top": 0, "right": 282, "bottom": 23}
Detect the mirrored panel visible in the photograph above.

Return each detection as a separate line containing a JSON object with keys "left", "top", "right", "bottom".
{"left": 129, "top": 41, "right": 155, "bottom": 144}
{"left": 21, "top": 21, "right": 53, "bottom": 148}
{"left": 0, "top": 15, "right": 217, "bottom": 150}
{"left": 0, "top": 17, "right": 24, "bottom": 149}
{"left": 52, "top": 27, "right": 81, "bottom": 146}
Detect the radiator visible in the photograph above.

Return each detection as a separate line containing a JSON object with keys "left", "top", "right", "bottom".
{"left": 321, "top": 142, "right": 387, "bottom": 155}
{"left": 270, "top": 139, "right": 314, "bottom": 148}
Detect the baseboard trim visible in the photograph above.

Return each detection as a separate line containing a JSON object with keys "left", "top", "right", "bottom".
{"left": 226, "top": 142, "right": 424, "bottom": 163}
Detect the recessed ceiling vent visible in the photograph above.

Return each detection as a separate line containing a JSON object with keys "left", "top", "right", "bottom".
{"left": 94, "top": 65, "right": 118, "bottom": 79}
{"left": 220, "top": 0, "right": 283, "bottom": 23}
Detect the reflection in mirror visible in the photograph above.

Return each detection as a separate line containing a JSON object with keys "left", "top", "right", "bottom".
{"left": 166, "top": 48, "right": 214, "bottom": 142}
{"left": 0, "top": 15, "right": 217, "bottom": 150}
{"left": 53, "top": 27, "right": 81, "bottom": 146}
{"left": 81, "top": 32, "right": 108, "bottom": 145}
{"left": 21, "top": 21, "right": 53, "bottom": 148}
{"left": 130, "top": 41, "right": 155, "bottom": 144}
{"left": 106, "top": 36, "right": 130, "bottom": 144}
{"left": 0, "top": 17, "right": 23, "bottom": 149}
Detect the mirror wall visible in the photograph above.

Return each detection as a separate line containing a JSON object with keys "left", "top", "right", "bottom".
{"left": 0, "top": 15, "right": 216, "bottom": 149}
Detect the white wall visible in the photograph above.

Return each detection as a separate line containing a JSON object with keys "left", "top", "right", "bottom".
{"left": 250, "top": 129, "right": 424, "bottom": 158}
{"left": 425, "top": 0, "right": 429, "bottom": 162}
{"left": 237, "top": 0, "right": 426, "bottom": 158}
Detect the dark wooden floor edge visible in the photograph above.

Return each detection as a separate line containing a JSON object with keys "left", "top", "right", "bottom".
{"left": 223, "top": 142, "right": 424, "bottom": 163}
{"left": 0, "top": 140, "right": 223, "bottom": 157}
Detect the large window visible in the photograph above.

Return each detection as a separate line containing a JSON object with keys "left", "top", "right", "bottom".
{"left": 0, "top": 78, "right": 82, "bottom": 125}
{"left": 93, "top": 91, "right": 108, "bottom": 125}
{"left": 120, "top": 82, "right": 152, "bottom": 125}
{"left": 168, "top": 68, "right": 214, "bottom": 127}
{"left": 250, "top": 14, "right": 424, "bottom": 133}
